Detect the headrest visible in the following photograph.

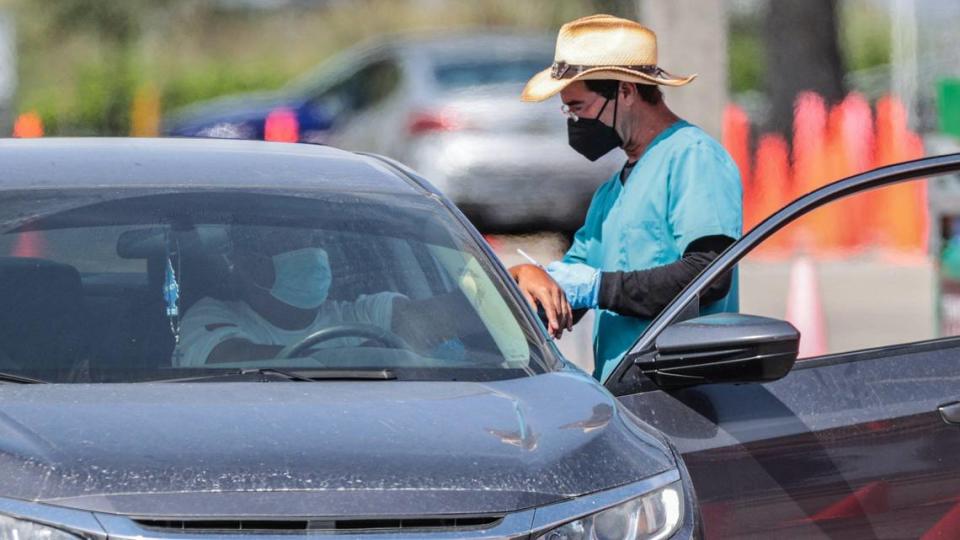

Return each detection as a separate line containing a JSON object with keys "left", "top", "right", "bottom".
{"left": 0, "top": 257, "right": 82, "bottom": 309}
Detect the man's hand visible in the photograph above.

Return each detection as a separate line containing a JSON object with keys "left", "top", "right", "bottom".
{"left": 508, "top": 264, "right": 573, "bottom": 338}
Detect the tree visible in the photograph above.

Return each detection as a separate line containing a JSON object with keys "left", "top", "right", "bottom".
{"left": 763, "top": 0, "right": 846, "bottom": 138}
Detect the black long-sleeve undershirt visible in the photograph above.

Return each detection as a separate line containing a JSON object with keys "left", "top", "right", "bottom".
{"left": 596, "top": 235, "right": 735, "bottom": 319}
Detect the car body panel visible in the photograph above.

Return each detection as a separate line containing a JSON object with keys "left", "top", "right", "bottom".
{"left": 0, "top": 374, "right": 672, "bottom": 517}
{"left": 607, "top": 153, "right": 960, "bottom": 538}
{"left": 619, "top": 342, "right": 960, "bottom": 537}
{"left": 0, "top": 138, "right": 420, "bottom": 193}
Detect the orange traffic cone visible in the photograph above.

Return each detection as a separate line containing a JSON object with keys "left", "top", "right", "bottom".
{"left": 722, "top": 104, "right": 751, "bottom": 184}
{"left": 840, "top": 93, "right": 876, "bottom": 173}
{"left": 920, "top": 500, "right": 960, "bottom": 539}
{"left": 264, "top": 108, "right": 299, "bottom": 142}
{"left": 792, "top": 93, "right": 830, "bottom": 253}
{"left": 817, "top": 104, "right": 852, "bottom": 254}
{"left": 785, "top": 257, "right": 827, "bottom": 358}
{"left": 874, "top": 96, "right": 927, "bottom": 255}
{"left": 131, "top": 84, "right": 161, "bottom": 137}
{"left": 722, "top": 104, "right": 756, "bottom": 235}
{"left": 749, "top": 134, "right": 793, "bottom": 259}
{"left": 833, "top": 93, "right": 875, "bottom": 251}
{"left": 12, "top": 112, "right": 44, "bottom": 138}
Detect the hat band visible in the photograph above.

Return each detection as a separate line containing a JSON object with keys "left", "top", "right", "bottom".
{"left": 550, "top": 61, "right": 664, "bottom": 80}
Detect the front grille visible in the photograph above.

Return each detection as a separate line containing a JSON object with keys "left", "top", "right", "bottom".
{"left": 134, "top": 516, "right": 503, "bottom": 533}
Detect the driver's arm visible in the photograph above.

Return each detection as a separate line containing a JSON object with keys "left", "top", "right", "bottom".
{"left": 179, "top": 298, "right": 281, "bottom": 365}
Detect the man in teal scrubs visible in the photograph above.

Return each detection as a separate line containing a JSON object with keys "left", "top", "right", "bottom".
{"left": 509, "top": 14, "right": 742, "bottom": 381}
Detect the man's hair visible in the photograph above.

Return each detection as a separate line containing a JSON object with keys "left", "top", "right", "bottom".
{"left": 584, "top": 79, "right": 662, "bottom": 105}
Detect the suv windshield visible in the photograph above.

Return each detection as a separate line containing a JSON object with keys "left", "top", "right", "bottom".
{"left": 0, "top": 188, "right": 548, "bottom": 383}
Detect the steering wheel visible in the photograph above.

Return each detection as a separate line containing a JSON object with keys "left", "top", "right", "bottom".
{"left": 275, "top": 323, "right": 412, "bottom": 359}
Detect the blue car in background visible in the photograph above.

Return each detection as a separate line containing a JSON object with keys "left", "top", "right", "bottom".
{"left": 161, "top": 83, "right": 336, "bottom": 143}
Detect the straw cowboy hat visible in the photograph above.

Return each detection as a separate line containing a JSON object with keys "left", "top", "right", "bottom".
{"left": 521, "top": 14, "right": 696, "bottom": 102}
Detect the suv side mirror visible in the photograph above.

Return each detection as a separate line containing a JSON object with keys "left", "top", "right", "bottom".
{"left": 644, "top": 313, "right": 799, "bottom": 389}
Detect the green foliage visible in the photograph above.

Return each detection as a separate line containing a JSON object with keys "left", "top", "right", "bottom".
{"left": 840, "top": 0, "right": 891, "bottom": 72}
{"left": 729, "top": 31, "right": 765, "bottom": 94}
{"left": 728, "top": 9, "right": 765, "bottom": 95}
{"left": 9, "top": 0, "right": 615, "bottom": 135}
{"left": 162, "top": 65, "right": 292, "bottom": 115}
{"left": 10, "top": 0, "right": 893, "bottom": 135}
{"left": 42, "top": 0, "right": 147, "bottom": 45}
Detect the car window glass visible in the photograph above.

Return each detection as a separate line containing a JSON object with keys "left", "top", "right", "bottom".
{"left": 358, "top": 59, "right": 401, "bottom": 109}
{"left": 0, "top": 189, "right": 546, "bottom": 383}
{"left": 429, "top": 245, "right": 530, "bottom": 367}
{"left": 433, "top": 57, "right": 553, "bottom": 90}
{"left": 696, "top": 176, "right": 952, "bottom": 359}
{"left": 0, "top": 226, "right": 145, "bottom": 274}
{"left": 311, "top": 59, "right": 401, "bottom": 117}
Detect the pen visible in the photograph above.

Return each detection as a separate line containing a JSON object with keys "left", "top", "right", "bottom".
{"left": 516, "top": 248, "right": 543, "bottom": 268}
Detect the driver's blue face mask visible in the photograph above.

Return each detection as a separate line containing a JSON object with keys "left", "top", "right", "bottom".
{"left": 268, "top": 247, "right": 332, "bottom": 309}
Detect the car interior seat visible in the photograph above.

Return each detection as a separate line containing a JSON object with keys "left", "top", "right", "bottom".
{"left": 0, "top": 257, "right": 86, "bottom": 380}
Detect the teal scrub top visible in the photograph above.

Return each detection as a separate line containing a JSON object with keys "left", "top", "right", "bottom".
{"left": 563, "top": 121, "right": 743, "bottom": 382}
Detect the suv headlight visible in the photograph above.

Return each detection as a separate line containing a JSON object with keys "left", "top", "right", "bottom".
{"left": 536, "top": 481, "right": 683, "bottom": 540}
{"left": 0, "top": 514, "right": 80, "bottom": 539}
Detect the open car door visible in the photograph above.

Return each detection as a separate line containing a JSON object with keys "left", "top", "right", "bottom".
{"left": 606, "top": 154, "right": 960, "bottom": 538}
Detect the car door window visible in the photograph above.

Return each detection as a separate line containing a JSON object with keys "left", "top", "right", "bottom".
{"left": 622, "top": 166, "right": 960, "bottom": 363}
{"left": 734, "top": 176, "right": 940, "bottom": 358}
{"left": 355, "top": 59, "right": 401, "bottom": 111}
{"left": 311, "top": 59, "right": 401, "bottom": 118}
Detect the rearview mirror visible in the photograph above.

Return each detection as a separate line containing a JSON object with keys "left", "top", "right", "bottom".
{"left": 643, "top": 313, "right": 799, "bottom": 389}
{"left": 117, "top": 226, "right": 229, "bottom": 259}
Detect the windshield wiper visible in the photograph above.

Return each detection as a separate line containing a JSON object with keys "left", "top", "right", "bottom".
{"left": 289, "top": 369, "right": 397, "bottom": 381}
{"left": 240, "top": 368, "right": 315, "bottom": 381}
{"left": 0, "top": 372, "right": 48, "bottom": 384}
{"left": 157, "top": 368, "right": 397, "bottom": 383}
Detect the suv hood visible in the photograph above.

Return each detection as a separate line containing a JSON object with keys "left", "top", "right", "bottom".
{"left": 0, "top": 372, "right": 673, "bottom": 518}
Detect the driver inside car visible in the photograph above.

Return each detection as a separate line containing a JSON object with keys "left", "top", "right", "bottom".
{"left": 176, "top": 227, "right": 463, "bottom": 366}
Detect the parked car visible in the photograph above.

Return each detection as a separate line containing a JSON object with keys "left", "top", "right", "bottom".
{"left": 162, "top": 90, "right": 336, "bottom": 142}
{"left": 163, "top": 33, "right": 622, "bottom": 233}
{"left": 0, "top": 138, "right": 696, "bottom": 540}
{"left": 0, "top": 138, "right": 957, "bottom": 539}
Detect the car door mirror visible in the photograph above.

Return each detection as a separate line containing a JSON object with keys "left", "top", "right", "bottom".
{"left": 644, "top": 313, "right": 799, "bottom": 389}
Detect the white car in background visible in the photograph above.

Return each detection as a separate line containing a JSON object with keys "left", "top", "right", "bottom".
{"left": 323, "top": 32, "right": 623, "bottom": 234}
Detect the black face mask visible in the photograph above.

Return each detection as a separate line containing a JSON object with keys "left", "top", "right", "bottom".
{"left": 567, "top": 94, "right": 622, "bottom": 161}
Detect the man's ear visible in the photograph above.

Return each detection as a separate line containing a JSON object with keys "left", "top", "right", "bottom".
{"left": 619, "top": 81, "right": 638, "bottom": 106}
